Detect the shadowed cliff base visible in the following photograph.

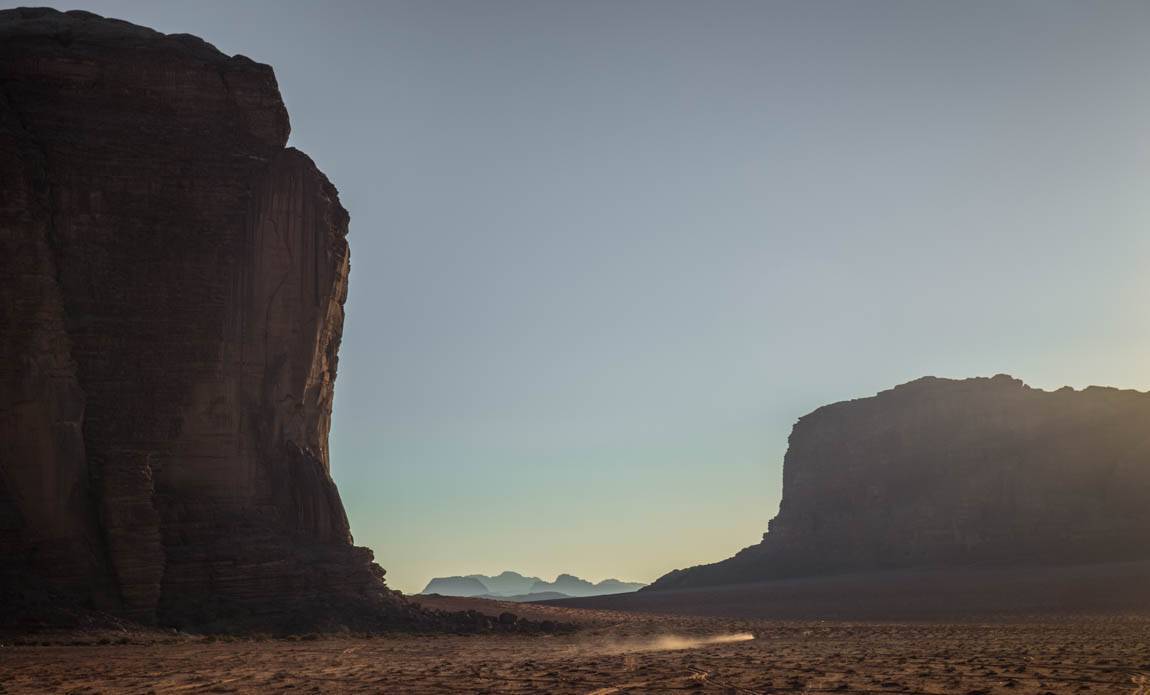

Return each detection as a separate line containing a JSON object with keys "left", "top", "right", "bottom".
{"left": 647, "top": 375, "right": 1150, "bottom": 592}
{"left": 554, "top": 561, "right": 1150, "bottom": 620}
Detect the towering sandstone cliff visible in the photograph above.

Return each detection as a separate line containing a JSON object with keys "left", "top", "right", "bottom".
{"left": 0, "top": 8, "right": 397, "bottom": 629}
{"left": 651, "top": 375, "right": 1150, "bottom": 590}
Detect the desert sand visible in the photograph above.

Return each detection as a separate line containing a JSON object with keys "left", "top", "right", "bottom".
{"left": 3, "top": 593, "right": 1148, "bottom": 694}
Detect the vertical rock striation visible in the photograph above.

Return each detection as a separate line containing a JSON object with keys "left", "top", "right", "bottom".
{"left": 0, "top": 8, "right": 397, "bottom": 629}
{"left": 650, "top": 375, "right": 1150, "bottom": 590}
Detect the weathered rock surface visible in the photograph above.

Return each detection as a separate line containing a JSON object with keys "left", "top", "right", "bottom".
{"left": 650, "top": 375, "right": 1150, "bottom": 590}
{"left": 0, "top": 8, "right": 397, "bottom": 630}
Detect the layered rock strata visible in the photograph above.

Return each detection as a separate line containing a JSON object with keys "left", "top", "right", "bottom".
{"left": 651, "top": 375, "right": 1150, "bottom": 590}
{"left": 0, "top": 8, "right": 394, "bottom": 630}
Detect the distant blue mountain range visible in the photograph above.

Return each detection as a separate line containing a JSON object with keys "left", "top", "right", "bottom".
{"left": 419, "top": 570, "right": 646, "bottom": 601}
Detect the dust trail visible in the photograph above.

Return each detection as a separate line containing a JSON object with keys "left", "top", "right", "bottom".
{"left": 574, "top": 632, "right": 755, "bottom": 655}
{"left": 643, "top": 633, "right": 755, "bottom": 651}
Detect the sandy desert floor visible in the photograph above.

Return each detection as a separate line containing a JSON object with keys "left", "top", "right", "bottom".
{"left": 2, "top": 597, "right": 1149, "bottom": 694}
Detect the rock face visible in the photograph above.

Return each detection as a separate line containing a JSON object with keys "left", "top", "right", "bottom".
{"left": 0, "top": 8, "right": 397, "bottom": 630}
{"left": 650, "top": 375, "right": 1150, "bottom": 590}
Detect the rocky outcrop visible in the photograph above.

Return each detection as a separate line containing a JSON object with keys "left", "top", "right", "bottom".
{"left": 0, "top": 8, "right": 397, "bottom": 630}
{"left": 650, "top": 375, "right": 1150, "bottom": 590}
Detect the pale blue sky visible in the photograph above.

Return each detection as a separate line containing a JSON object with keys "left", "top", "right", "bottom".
{"left": 29, "top": 1, "right": 1150, "bottom": 592}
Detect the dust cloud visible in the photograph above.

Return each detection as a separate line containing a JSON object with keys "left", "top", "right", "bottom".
{"left": 573, "top": 632, "right": 755, "bottom": 656}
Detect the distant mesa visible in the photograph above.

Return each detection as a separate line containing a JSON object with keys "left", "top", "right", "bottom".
{"left": 467, "top": 570, "right": 539, "bottom": 596}
{"left": 648, "top": 374, "right": 1150, "bottom": 591}
{"left": 420, "top": 571, "right": 645, "bottom": 600}
{"left": 421, "top": 576, "right": 490, "bottom": 597}
{"left": 526, "top": 573, "right": 645, "bottom": 597}
{"left": 594, "top": 578, "right": 647, "bottom": 593}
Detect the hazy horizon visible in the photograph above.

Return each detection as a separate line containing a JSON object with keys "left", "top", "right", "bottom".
{"left": 28, "top": 0, "right": 1150, "bottom": 593}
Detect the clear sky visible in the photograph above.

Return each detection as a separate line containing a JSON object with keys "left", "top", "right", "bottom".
{"left": 27, "top": 1, "right": 1150, "bottom": 593}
